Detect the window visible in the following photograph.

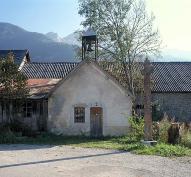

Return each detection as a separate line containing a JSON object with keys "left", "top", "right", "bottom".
{"left": 74, "top": 107, "right": 85, "bottom": 123}
{"left": 136, "top": 104, "right": 144, "bottom": 109}
{"left": 23, "top": 102, "right": 32, "bottom": 118}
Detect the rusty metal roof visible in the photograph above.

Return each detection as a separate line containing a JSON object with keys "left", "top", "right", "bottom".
{"left": 27, "top": 79, "right": 61, "bottom": 99}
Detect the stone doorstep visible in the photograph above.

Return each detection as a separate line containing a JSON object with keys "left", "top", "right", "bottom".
{"left": 140, "top": 140, "right": 158, "bottom": 146}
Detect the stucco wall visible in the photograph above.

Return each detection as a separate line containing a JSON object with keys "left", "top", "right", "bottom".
{"left": 48, "top": 62, "right": 132, "bottom": 136}
{"left": 152, "top": 93, "right": 191, "bottom": 122}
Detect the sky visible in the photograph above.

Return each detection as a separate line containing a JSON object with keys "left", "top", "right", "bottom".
{"left": 0, "top": 0, "right": 82, "bottom": 37}
{"left": 0, "top": 0, "right": 191, "bottom": 53}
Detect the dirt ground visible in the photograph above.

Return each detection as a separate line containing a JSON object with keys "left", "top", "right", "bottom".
{"left": 0, "top": 145, "right": 191, "bottom": 177}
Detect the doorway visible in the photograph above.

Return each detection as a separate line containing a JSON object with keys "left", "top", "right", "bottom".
{"left": 90, "top": 107, "right": 103, "bottom": 137}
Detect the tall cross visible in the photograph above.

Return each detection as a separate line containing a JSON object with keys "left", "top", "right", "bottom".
{"left": 143, "top": 57, "right": 153, "bottom": 141}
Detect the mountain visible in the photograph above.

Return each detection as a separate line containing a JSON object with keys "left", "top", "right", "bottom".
{"left": 62, "top": 31, "right": 81, "bottom": 46}
{"left": 45, "top": 32, "right": 63, "bottom": 42}
{"left": 1, "top": 22, "right": 191, "bottom": 62}
{"left": 0, "top": 22, "right": 77, "bottom": 62}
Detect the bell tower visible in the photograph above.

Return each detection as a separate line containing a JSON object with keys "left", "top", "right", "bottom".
{"left": 82, "top": 27, "right": 98, "bottom": 61}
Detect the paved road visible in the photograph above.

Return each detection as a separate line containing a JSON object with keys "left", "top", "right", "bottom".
{"left": 0, "top": 145, "right": 190, "bottom": 177}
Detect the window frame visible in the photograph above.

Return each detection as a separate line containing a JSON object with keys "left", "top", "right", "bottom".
{"left": 23, "top": 101, "right": 32, "bottom": 118}
{"left": 74, "top": 107, "right": 85, "bottom": 123}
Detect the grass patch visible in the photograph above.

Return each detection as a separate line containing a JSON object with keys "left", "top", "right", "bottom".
{"left": 1, "top": 133, "right": 191, "bottom": 157}
{"left": 136, "top": 143, "right": 191, "bottom": 157}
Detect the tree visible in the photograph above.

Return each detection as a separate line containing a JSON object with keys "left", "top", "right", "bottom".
{"left": 0, "top": 52, "right": 29, "bottom": 122}
{"left": 78, "top": 0, "right": 161, "bottom": 99}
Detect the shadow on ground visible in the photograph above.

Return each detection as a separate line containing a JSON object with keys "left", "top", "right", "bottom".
{"left": 0, "top": 151, "right": 127, "bottom": 169}
{"left": 0, "top": 144, "right": 54, "bottom": 151}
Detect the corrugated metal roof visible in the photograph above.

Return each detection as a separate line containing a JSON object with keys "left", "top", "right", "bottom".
{"left": 0, "top": 50, "right": 28, "bottom": 65}
{"left": 102, "top": 62, "right": 191, "bottom": 93}
{"left": 21, "top": 62, "right": 78, "bottom": 78}
{"left": 152, "top": 62, "right": 191, "bottom": 92}
{"left": 21, "top": 61, "right": 191, "bottom": 93}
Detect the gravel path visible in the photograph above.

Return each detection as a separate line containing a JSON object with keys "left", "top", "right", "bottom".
{"left": 0, "top": 144, "right": 190, "bottom": 177}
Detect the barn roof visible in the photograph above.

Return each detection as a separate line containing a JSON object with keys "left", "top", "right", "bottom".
{"left": 102, "top": 62, "right": 191, "bottom": 93}
{"left": 0, "top": 50, "right": 29, "bottom": 65}
{"left": 152, "top": 62, "right": 191, "bottom": 92}
{"left": 21, "top": 61, "right": 191, "bottom": 93}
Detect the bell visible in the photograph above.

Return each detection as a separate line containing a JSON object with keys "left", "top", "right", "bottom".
{"left": 87, "top": 43, "right": 94, "bottom": 52}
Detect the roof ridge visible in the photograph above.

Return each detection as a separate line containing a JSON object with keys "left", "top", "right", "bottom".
{"left": 0, "top": 49, "right": 28, "bottom": 51}
{"left": 152, "top": 61, "right": 191, "bottom": 64}
{"left": 26, "top": 61, "right": 191, "bottom": 64}
{"left": 30, "top": 61, "right": 79, "bottom": 64}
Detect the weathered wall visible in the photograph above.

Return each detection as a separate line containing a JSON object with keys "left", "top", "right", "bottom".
{"left": 0, "top": 100, "right": 47, "bottom": 131}
{"left": 152, "top": 93, "right": 191, "bottom": 122}
{"left": 48, "top": 62, "right": 132, "bottom": 136}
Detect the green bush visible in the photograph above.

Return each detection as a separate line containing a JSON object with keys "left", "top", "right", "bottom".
{"left": 128, "top": 116, "right": 144, "bottom": 141}
{"left": 152, "top": 122, "right": 160, "bottom": 140}
{"left": 0, "top": 125, "right": 17, "bottom": 144}
{"left": 8, "top": 120, "right": 36, "bottom": 137}
{"left": 180, "top": 130, "right": 191, "bottom": 148}
{"left": 136, "top": 143, "right": 191, "bottom": 157}
{"left": 158, "top": 114, "right": 172, "bottom": 143}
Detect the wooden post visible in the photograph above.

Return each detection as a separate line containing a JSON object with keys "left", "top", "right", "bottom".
{"left": 9, "top": 102, "right": 13, "bottom": 123}
{"left": 143, "top": 58, "right": 153, "bottom": 141}
{"left": 0, "top": 103, "right": 2, "bottom": 123}
{"left": 42, "top": 100, "right": 48, "bottom": 131}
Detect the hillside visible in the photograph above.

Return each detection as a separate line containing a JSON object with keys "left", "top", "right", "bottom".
{"left": 0, "top": 22, "right": 77, "bottom": 62}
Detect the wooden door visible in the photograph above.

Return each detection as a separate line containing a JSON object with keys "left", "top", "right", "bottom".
{"left": 90, "top": 107, "right": 103, "bottom": 137}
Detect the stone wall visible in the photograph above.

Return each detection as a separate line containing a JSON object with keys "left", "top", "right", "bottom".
{"left": 152, "top": 93, "right": 191, "bottom": 122}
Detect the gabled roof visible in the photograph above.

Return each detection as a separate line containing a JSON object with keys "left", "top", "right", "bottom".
{"left": 21, "top": 62, "right": 78, "bottom": 78}
{"left": 27, "top": 79, "right": 61, "bottom": 99}
{"left": 21, "top": 61, "right": 191, "bottom": 93}
{"left": 0, "top": 50, "right": 30, "bottom": 65}
{"left": 46, "top": 61, "right": 132, "bottom": 98}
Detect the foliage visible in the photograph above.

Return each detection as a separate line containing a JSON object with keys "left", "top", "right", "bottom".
{"left": 136, "top": 143, "right": 191, "bottom": 157}
{"left": 158, "top": 113, "right": 172, "bottom": 143}
{"left": 128, "top": 116, "right": 144, "bottom": 141}
{"left": 152, "top": 121, "right": 160, "bottom": 140}
{"left": 180, "top": 124, "right": 191, "bottom": 148}
{"left": 181, "top": 132, "right": 191, "bottom": 148}
{"left": 0, "top": 125, "right": 17, "bottom": 144}
{"left": 7, "top": 120, "right": 36, "bottom": 137}
{"left": 0, "top": 52, "right": 29, "bottom": 99}
{"left": 152, "top": 101, "right": 163, "bottom": 121}
{"left": 78, "top": 0, "right": 161, "bottom": 97}
{"left": 0, "top": 133, "right": 190, "bottom": 157}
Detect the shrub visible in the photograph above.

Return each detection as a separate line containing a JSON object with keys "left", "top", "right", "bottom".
{"left": 152, "top": 121, "right": 160, "bottom": 140}
{"left": 8, "top": 120, "right": 25, "bottom": 133}
{"left": 180, "top": 124, "right": 191, "bottom": 148}
{"left": 158, "top": 113, "right": 172, "bottom": 143}
{"left": 128, "top": 116, "right": 144, "bottom": 141}
{"left": 181, "top": 132, "right": 191, "bottom": 148}
{"left": 8, "top": 120, "right": 36, "bottom": 137}
{"left": 0, "top": 125, "right": 17, "bottom": 144}
{"left": 136, "top": 143, "right": 191, "bottom": 157}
